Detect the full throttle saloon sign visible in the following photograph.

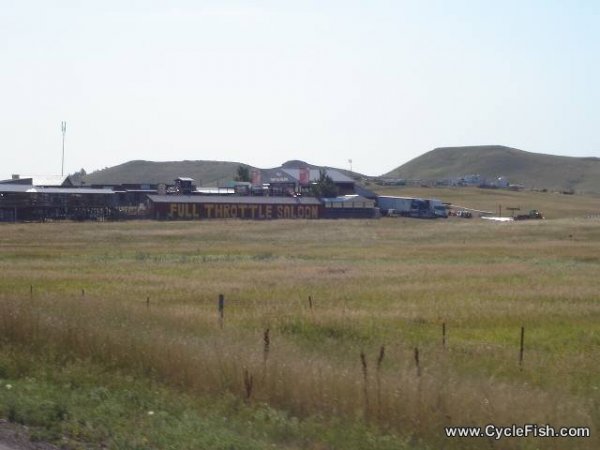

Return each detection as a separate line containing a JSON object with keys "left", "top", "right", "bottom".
{"left": 149, "top": 196, "right": 321, "bottom": 220}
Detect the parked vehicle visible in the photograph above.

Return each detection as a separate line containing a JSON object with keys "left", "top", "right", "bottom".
{"left": 377, "top": 196, "right": 448, "bottom": 219}
{"left": 514, "top": 209, "right": 544, "bottom": 220}
{"left": 455, "top": 210, "right": 472, "bottom": 218}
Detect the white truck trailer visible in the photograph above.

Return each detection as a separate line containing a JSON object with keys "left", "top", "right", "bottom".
{"left": 377, "top": 196, "right": 447, "bottom": 219}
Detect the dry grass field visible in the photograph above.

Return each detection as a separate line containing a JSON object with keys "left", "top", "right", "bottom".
{"left": 375, "top": 185, "right": 600, "bottom": 218}
{"left": 0, "top": 189, "right": 599, "bottom": 449}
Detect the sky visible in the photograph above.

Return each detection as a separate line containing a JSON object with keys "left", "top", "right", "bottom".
{"left": 1, "top": 0, "right": 599, "bottom": 178}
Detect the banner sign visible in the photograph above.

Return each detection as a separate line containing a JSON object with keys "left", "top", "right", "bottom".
{"left": 162, "top": 202, "right": 320, "bottom": 220}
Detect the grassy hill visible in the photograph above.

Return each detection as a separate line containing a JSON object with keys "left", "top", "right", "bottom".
{"left": 81, "top": 159, "right": 368, "bottom": 187}
{"left": 82, "top": 160, "right": 249, "bottom": 186}
{"left": 80, "top": 146, "right": 600, "bottom": 193}
{"left": 384, "top": 145, "right": 600, "bottom": 193}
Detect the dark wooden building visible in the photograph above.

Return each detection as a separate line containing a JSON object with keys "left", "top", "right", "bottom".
{"left": 148, "top": 195, "right": 323, "bottom": 220}
{"left": 0, "top": 184, "right": 116, "bottom": 222}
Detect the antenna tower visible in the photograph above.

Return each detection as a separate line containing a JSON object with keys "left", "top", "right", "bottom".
{"left": 61, "top": 121, "right": 66, "bottom": 177}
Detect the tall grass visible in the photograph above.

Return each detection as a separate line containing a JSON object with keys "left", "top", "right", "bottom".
{"left": 1, "top": 217, "right": 599, "bottom": 448}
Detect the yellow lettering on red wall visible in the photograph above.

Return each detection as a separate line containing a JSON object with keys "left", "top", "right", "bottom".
{"left": 163, "top": 202, "right": 320, "bottom": 220}
{"left": 169, "top": 203, "right": 177, "bottom": 218}
{"left": 311, "top": 206, "right": 319, "bottom": 219}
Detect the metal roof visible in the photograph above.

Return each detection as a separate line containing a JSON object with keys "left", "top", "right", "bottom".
{"left": 0, "top": 185, "right": 114, "bottom": 195}
{"left": 321, "top": 195, "right": 372, "bottom": 202}
{"left": 147, "top": 195, "right": 321, "bottom": 205}
{"left": 259, "top": 168, "right": 297, "bottom": 184}
{"left": 195, "top": 188, "right": 236, "bottom": 195}
{"left": 0, "top": 185, "right": 30, "bottom": 193}
{"left": 34, "top": 188, "right": 115, "bottom": 195}
{"left": 0, "top": 175, "right": 73, "bottom": 187}
{"left": 281, "top": 168, "right": 355, "bottom": 183}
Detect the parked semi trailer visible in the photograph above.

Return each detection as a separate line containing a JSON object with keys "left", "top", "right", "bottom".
{"left": 377, "top": 196, "right": 448, "bottom": 219}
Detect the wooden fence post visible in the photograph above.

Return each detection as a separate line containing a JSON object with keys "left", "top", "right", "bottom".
{"left": 360, "top": 351, "right": 369, "bottom": 419}
{"left": 442, "top": 322, "right": 446, "bottom": 348}
{"left": 414, "top": 347, "right": 421, "bottom": 377}
{"left": 263, "top": 328, "right": 270, "bottom": 364}
{"left": 218, "top": 294, "right": 224, "bottom": 329}
{"left": 519, "top": 326, "right": 525, "bottom": 369}
{"left": 376, "top": 345, "right": 385, "bottom": 419}
{"left": 243, "top": 368, "right": 253, "bottom": 403}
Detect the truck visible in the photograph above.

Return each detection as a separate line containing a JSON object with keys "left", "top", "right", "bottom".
{"left": 514, "top": 209, "right": 544, "bottom": 220}
{"left": 377, "top": 196, "right": 448, "bottom": 219}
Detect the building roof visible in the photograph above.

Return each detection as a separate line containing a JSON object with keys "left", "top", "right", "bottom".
{"left": 0, "top": 184, "right": 114, "bottom": 195}
{"left": 281, "top": 168, "right": 355, "bottom": 184}
{"left": 353, "top": 184, "right": 378, "bottom": 199}
{"left": 322, "top": 195, "right": 372, "bottom": 202}
{"left": 113, "top": 189, "right": 157, "bottom": 193}
{"left": 0, "top": 184, "right": 30, "bottom": 193}
{"left": 34, "top": 187, "right": 115, "bottom": 195}
{"left": 195, "top": 187, "right": 236, "bottom": 195}
{"left": 254, "top": 168, "right": 355, "bottom": 185}
{"left": 147, "top": 195, "right": 321, "bottom": 205}
{"left": 0, "top": 175, "right": 73, "bottom": 187}
{"left": 259, "top": 168, "right": 298, "bottom": 184}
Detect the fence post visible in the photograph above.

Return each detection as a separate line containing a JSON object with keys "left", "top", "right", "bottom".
{"left": 376, "top": 345, "right": 385, "bottom": 419}
{"left": 243, "top": 368, "right": 253, "bottom": 403}
{"left": 519, "top": 326, "right": 525, "bottom": 369}
{"left": 263, "top": 328, "right": 270, "bottom": 377}
{"left": 442, "top": 322, "right": 446, "bottom": 348}
{"left": 218, "top": 294, "right": 224, "bottom": 329}
{"left": 414, "top": 347, "right": 421, "bottom": 377}
{"left": 360, "top": 351, "right": 369, "bottom": 419}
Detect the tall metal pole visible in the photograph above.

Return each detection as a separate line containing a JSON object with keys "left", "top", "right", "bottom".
{"left": 61, "top": 121, "right": 66, "bottom": 177}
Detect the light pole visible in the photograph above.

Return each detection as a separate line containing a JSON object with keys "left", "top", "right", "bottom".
{"left": 61, "top": 121, "right": 67, "bottom": 177}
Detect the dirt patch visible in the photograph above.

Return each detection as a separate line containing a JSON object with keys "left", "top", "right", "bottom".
{"left": 0, "top": 421, "right": 58, "bottom": 450}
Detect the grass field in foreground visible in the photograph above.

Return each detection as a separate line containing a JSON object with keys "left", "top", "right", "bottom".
{"left": 1, "top": 212, "right": 599, "bottom": 449}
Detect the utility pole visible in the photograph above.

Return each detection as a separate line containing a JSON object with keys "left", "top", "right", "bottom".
{"left": 61, "top": 121, "right": 67, "bottom": 177}
{"left": 506, "top": 207, "right": 520, "bottom": 217}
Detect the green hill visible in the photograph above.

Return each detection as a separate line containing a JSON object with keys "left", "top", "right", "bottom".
{"left": 384, "top": 145, "right": 600, "bottom": 193}
{"left": 81, "top": 159, "right": 368, "bottom": 187}
{"left": 82, "top": 160, "right": 250, "bottom": 186}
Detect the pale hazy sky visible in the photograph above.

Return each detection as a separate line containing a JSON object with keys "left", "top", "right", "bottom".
{"left": 2, "top": 0, "right": 599, "bottom": 178}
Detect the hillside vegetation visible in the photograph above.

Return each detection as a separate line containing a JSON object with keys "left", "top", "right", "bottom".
{"left": 81, "top": 159, "right": 367, "bottom": 187}
{"left": 384, "top": 145, "right": 600, "bottom": 193}
{"left": 82, "top": 160, "right": 248, "bottom": 186}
